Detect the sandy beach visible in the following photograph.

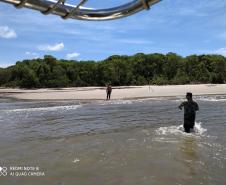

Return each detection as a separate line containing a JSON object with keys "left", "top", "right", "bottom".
{"left": 0, "top": 84, "right": 226, "bottom": 100}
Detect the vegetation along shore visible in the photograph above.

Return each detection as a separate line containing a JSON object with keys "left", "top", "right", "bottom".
{"left": 0, "top": 53, "right": 226, "bottom": 89}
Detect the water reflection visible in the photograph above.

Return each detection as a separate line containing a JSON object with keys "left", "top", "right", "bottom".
{"left": 180, "top": 137, "right": 199, "bottom": 179}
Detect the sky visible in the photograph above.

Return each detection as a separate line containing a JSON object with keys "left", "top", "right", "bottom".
{"left": 0, "top": 0, "right": 226, "bottom": 67}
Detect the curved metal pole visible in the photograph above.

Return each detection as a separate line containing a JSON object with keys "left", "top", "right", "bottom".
{"left": 0, "top": 0, "right": 161, "bottom": 21}
{"left": 42, "top": 0, "right": 65, "bottom": 15}
{"left": 62, "top": 0, "right": 88, "bottom": 19}
{"left": 14, "top": 0, "right": 28, "bottom": 8}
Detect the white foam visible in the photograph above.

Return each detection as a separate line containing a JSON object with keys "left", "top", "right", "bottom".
{"left": 169, "top": 96, "right": 226, "bottom": 102}
{"left": 100, "top": 100, "right": 133, "bottom": 105}
{"left": 99, "top": 97, "right": 166, "bottom": 105}
{"left": 5, "top": 105, "right": 82, "bottom": 113}
{"left": 111, "top": 100, "right": 133, "bottom": 105}
{"left": 197, "top": 96, "right": 226, "bottom": 102}
{"left": 73, "top": 158, "right": 80, "bottom": 163}
{"left": 194, "top": 122, "right": 207, "bottom": 135}
{"left": 156, "top": 125, "right": 184, "bottom": 135}
{"left": 156, "top": 122, "right": 206, "bottom": 136}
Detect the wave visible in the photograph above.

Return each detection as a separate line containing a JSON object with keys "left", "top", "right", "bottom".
{"left": 97, "top": 95, "right": 226, "bottom": 105}
{"left": 4, "top": 104, "right": 82, "bottom": 113}
{"left": 155, "top": 122, "right": 207, "bottom": 136}
{"left": 173, "top": 96, "right": 226, "bottom": 102}
{"left": 98, "top": 97, "right": 169, "bottom": 105}
{"left": 99, "top": 100, "right": 134, "bottom": 105}
{"left": 197, "top": 96, "right": 226, "bottom": 102}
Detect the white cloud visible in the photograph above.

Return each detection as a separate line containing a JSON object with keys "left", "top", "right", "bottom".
{"left": 66, "top": 52, "right": 80, "bottom": 59}
{"left": 38, "top": 42, "right": 64, "bottom": 51}
{"left": 25, "top": 51, "right": 37, "bottom": 55}
{"left": 0, "top": 26, "right": 17, "bottom": 39}
{"left": 213, "top": 48, "right": 226, "bottom": 56}
{"left": 25, "top": 51, "right": 39, "bottom": 58}
{"left": 0, "top": 61, "right": 15, "bottom": 68}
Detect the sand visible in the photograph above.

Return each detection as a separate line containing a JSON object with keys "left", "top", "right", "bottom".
{"left": 0, "top": 84, "right": 226, "bottom": 100}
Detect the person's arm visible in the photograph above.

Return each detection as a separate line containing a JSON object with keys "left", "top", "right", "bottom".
{"left": 195, "top": 102, "right": 199, "bottom": 111}
{"left": 178, "top": 102, "right": 184, "bottom": 110}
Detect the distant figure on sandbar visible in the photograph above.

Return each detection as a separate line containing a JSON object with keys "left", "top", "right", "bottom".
{"left": 106, "top": 84, "right": 112, "bottom": 100}
{"left": 179, "top": 92, "right": 199, "bottom": 133}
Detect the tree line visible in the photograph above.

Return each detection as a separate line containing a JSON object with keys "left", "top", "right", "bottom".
{"left": 0, "top": 53, "right": 226, "bottom": 88}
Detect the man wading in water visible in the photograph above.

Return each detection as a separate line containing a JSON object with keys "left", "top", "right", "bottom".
{"left": 179, "top": 92, "right": 199, "bottom": 133}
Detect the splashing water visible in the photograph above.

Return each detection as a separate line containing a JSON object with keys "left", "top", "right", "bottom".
{"left": 156, "top": 122, "right": 207, "bottom": 136}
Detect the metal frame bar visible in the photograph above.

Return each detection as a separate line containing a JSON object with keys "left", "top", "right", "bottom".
{"left": 141, "top": 0, "right": 150, "bottom": 10}
{"left": 0, "top": 0, "right": 161, "bottom": 21}
{"left": 63, "top": 0, "right": 88, "bottom": 19}
{"left": 14, "top": 0, "right": 28, "bottom": 8}
{"left": 42, "top": 0, "right": 65, "bottom": 15}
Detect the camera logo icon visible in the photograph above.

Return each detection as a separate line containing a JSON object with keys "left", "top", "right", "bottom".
{"left": 0, "top": 167, "right": 7, "bottom": 176}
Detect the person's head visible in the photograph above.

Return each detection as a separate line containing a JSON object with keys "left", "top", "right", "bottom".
{"left": 186, "top": 92, "right": 192, "bottom": 101}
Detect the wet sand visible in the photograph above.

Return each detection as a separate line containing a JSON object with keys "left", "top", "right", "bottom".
{"left": 0, "top": 84, "right": 226, "bottom": 100}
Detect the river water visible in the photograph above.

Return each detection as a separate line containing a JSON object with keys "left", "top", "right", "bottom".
{"left": 0, "top": 95, "right": 226, "bottom": 185}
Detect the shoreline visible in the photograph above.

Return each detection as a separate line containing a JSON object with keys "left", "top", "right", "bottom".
{"left": 0, "top": 84, "right": 226, "bottom": 101}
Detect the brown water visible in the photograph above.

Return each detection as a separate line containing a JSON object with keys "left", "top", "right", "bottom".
{"left": 0, "top": 96, "right": 226, "bottom": 185}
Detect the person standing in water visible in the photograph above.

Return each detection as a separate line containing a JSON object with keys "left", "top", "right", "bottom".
{"left": 106, "top": 84, "right": 112, "bottom": 100}
{"left": 179, "top": 92, "right": 199, "bottom": 133}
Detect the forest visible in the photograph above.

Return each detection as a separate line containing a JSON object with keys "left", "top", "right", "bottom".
{"left": 0, "top": 52, "right": 225, "bottom": 88}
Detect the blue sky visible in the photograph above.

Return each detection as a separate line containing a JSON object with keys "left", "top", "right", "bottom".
{"left": 0, "top": 0, "right": 226, "bottom": 67}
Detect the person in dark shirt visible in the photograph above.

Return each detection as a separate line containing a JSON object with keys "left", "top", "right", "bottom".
{"left": 106, "top": 84, "right": 112, "bottom": 100}
{"left": 179, "top": 92, "right": 199, "bottom": 133}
